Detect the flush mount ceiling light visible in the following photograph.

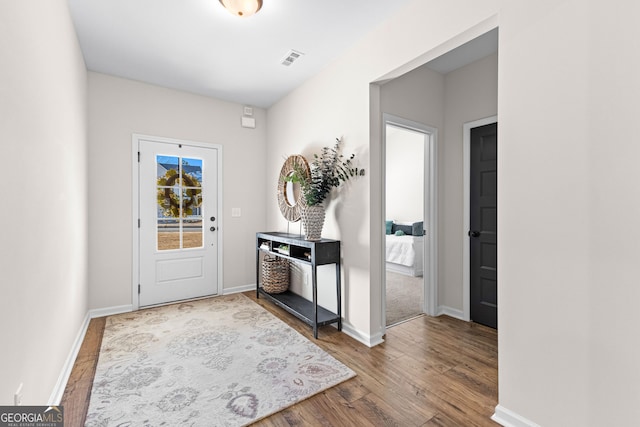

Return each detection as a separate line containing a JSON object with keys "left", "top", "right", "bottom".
{"left": 219, "top": 0, "right": 263, "bottom": 17}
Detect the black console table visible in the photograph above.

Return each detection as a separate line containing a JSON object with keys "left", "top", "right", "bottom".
{"left": 256, "top": 232, "right": 341, "bottom": 338}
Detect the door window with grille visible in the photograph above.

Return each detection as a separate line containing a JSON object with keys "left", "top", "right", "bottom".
{"left": 156, "top": 156, "right": 203, "bottom": 250}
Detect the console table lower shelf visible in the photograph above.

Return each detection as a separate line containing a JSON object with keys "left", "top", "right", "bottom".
{"left": 256, "top": 232, "right": 342, "bottom": 338}
{"left": 257, "top": 288, "right": 340, "bottom": 336}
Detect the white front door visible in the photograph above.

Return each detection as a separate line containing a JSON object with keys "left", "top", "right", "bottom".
{"left": 137, "top": 137, "right": 219, "bottom": 307}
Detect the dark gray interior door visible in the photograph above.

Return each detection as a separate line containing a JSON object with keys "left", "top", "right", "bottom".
{"left": 470, "top": 122, "right": 498, "bottom": 329}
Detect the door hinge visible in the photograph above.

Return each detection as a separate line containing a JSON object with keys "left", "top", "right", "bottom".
{"left": 137, "top": 151, "right": 140, "bottom": 162}
{"left": 138, "top": 218, "right": 141, "bottom": 228}
{"left": 138, "top": 284, "right": 141, "bottom": 294}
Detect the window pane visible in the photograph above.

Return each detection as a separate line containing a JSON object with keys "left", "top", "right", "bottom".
{"left": 157, "top": 187, "right": 181, "bottom": 218}
{"left": 183, "top": 218, "right": 203, "bottom": 249}
{"left": 158, "top": 218, "right": 180, "bottom": 251}
{"left": 157, "top": 155, "right": 181, "bottom": 185}
{"left": 182, "top": 158, "right": 202, "bottom": 187}
{"left": 182, "top": 188, "right": 202, "bottom": 217}
{"left": 182, "top": 186, "right": 202, "bottom": 248}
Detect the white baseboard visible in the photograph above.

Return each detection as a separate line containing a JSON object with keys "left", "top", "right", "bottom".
{"left": 492, "top": 405, "right": 541, "bottom": 427}
{"left": 48, "top": 290, "right": 262, "bottom": 405}
{"left": 48, "top": 311, "right": 91, "bottom": 405}
{"left": 341, "top": 322, "right": 384, "bottom": 347}
{"left": 48, "top": 304, "right": 133, "bottom": 404}
{"left": 89, "top": 304, "right": 133, "bottom": 319}
{"left": 437, "top": 305, "right": 465, "bottom": 321}
{"left": 222, "top": 284, "right": 255, "bottom": 295}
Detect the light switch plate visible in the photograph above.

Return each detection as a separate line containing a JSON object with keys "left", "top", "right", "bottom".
{"left": 231, "top": 208, "right": 241, "bottom": 217}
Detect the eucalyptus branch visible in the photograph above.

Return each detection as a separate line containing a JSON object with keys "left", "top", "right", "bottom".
{"left": 284, "top": 137, "right": 365, "bottom": 206}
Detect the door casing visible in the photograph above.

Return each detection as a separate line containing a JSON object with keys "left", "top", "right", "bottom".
{"left": 382, "top": 114, "right": 438, "bottom": 328}
{"left": 462, "top": 116, "right": 497, "bottom": 321}
{"left": 131, "top": 134, "right": 223, "bottom": 310}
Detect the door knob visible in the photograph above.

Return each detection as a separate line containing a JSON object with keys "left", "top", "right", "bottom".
{"left": 468, "top": 230, "right": 481, "bottom": 238}
{"left": 210, "top": 226, "right": 216, "bottom": 232}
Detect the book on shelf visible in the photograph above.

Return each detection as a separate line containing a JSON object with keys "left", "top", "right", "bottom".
{"left": 276, "top": 244, "right": 290, "bottom": 255}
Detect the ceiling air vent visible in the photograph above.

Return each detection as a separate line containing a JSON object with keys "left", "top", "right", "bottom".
{"left": 281, "top": 49, "right": 304, "bottom": 67}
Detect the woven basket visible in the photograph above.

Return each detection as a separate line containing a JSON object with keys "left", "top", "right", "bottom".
{"left": 262, "top": 256, "right": 289, "bottom": 294}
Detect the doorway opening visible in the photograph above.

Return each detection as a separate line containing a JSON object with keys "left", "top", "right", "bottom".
{"left": 383, "top": 115, "right": 438, "bottom": 327}
{"left": 372, "top": 23, "right": 498, "bottom": 337}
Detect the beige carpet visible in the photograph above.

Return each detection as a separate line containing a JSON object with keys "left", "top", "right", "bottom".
{"left": 85, "top": 294, "right": 355, "bottom": 427}
{"left": 386, "top": 271, "right": 424, "bottom": 326}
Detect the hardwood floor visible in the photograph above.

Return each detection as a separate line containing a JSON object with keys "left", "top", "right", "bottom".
{"left": 61, "top": 292, "right": 498, "bottom": 426}
{"left": 61, "top": 315, "right": 106, "bottom": 426}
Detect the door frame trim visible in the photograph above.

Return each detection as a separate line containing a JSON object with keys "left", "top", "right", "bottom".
{"left": 382, "top": 114, "right": 438, "bottom": 325}
{"left": 462, "top": 116, "right": 497, "bottom": 321}
{"left": 131, "top": 134, "right": 224, "bottom": 310}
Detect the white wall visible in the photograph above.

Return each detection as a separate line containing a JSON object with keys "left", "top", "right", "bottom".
{"left": 264, "top": 64, "right": 374, "bottom": 340}
{"left": 385, "top": 126, "right": 424, "bottom": 223}
{"left": 381, "top": 65, "right": 443, "bottom": 228}
{"left": 497, "top": 1, "right": 640, "bottom": 425}
{"left": 88, "top": 73, "right": 267, "bottom": 309}
{"left": 441, "top": 53, "right": 498, "bottom": 310}
{"left": 267, "top": 1, "right": 498, "bottom": 342}
{"left": 586, "top": 2, "right": 640, "bottom": 424}
{"left": 268, "top": 0, "right": 640, "bottom": 424}
{"left": 0, "top": 0, "right": 88, "bottom": 405}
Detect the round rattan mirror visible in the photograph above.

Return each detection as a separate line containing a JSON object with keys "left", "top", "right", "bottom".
{"left": 277, "top": 155, "right": 310, "bottom": 222}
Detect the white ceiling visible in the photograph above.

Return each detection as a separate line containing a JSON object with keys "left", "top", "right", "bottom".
{"left": 68, "top": 0, "right": 413, "bottom": 108}
{"left": 69, "top": 1, "right": 498, "bottom": 109}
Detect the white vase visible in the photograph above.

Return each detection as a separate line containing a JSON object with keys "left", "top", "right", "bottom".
{"left": 301, "top": 205, "right": 325, "bottom": 241}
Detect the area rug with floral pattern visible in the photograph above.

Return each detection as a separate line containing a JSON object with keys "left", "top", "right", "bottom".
{"left": 85, "top": 293, "right": 355, "bottom": 426}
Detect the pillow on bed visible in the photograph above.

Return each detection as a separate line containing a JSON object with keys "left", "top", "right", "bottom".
{"left": 392, "top": 223, "right": 413, "bottom": 235}
{"left": 395, "top": 230, "right": 405, "bottom": 236}
{"left": 412, "top": 221, "right": 424, "bottom": 236}
{"left": 385, "top": 220, "right": 393, "bottom": 235}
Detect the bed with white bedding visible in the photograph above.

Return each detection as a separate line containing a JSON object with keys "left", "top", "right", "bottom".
{"left": 385, "top": 221, "right": 424, "bottom": 277}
